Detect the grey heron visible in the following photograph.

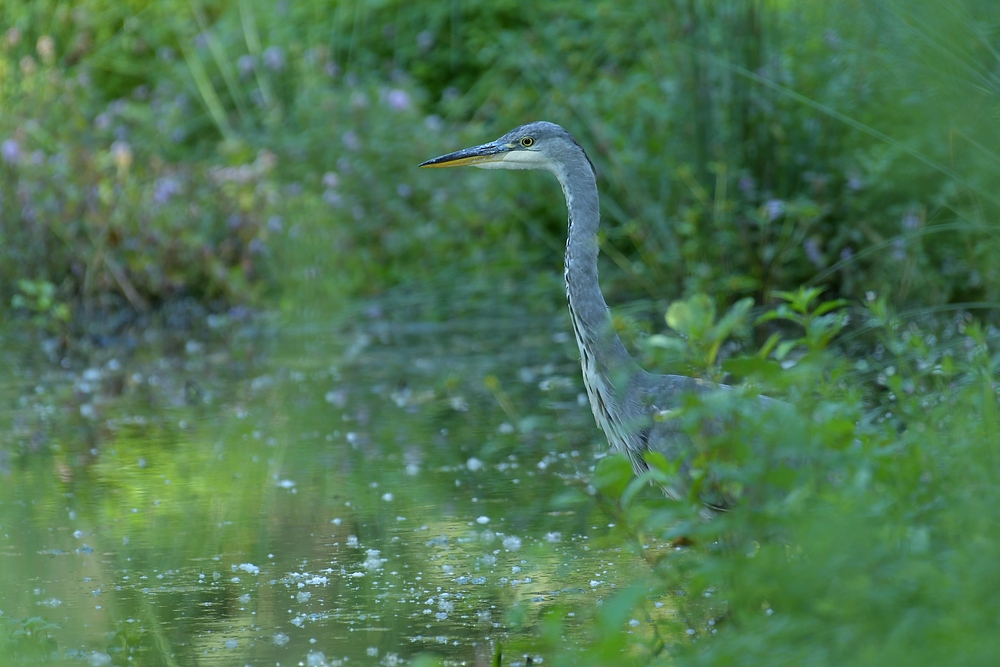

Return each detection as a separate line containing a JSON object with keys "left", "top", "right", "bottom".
{"left": 421, "top": 121, "right": 769, "bottom": 498}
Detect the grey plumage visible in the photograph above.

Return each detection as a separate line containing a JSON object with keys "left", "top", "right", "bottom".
{"left": 421, "top": 121, "right": 769, "bottom": 497}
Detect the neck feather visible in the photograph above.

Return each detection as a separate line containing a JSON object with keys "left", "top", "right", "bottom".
{"left": 554, "top": 154, "right": 637, "bottom": 386}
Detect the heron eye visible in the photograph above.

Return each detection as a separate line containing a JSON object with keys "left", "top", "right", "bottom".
{"left": 520, "top": 137, "right": 534, "bottom": 147}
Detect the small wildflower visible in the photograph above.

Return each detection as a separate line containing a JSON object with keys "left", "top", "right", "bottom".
{"left": 1, "top": 139, "right": 21, "bottom": 164}
{"left": 764, "top": 198, "right": 784, "bottom": 221}
{"left": 803, "top": 238, "right": 824, "bottom": 268}
{"left": 20, "top": 56, "right": 37, "bottom": 76}
{"left": 322, "top": 171, "right": 340, "bottom": 189}
{"left": 111, "top": 140, "right": 133, "bottom": 171}
{"left": 417, "top": 30, "right": 435, "bottom": 52}
{"left": 36, "top": 35, "right": 55, "bottom": 64}
{"left": 153, "top": 176, "right": 181, "bottom": 204}
{"left": 237, "top": 54, "right": 256, "bottom": 78}
{"left": 263, "top": 46, "right": 285, "bottom": 71}
{"left": 342, "top": 131, "right": 361, "bottom": 152}
{"left": 386, "top": 89, "right": 411, "bottom": 111}
{"left": 892, "top": 238, "right": 906, "bottom": 261}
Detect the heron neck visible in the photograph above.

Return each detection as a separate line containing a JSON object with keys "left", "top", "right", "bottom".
{"left": 556, "top": 156, "right": 638, "bottom": 385}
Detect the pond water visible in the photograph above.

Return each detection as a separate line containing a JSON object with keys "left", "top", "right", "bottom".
{"left": 0, "top": 291, "right": 675, "bottom": 665}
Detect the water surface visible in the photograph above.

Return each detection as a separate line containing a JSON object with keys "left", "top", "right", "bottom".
{"left": 0, "top": 295, "right": 672, "bottom": 665}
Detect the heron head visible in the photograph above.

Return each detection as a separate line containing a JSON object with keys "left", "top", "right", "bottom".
{"left": 419, "top": 121, "right": 593, "bottom": 176}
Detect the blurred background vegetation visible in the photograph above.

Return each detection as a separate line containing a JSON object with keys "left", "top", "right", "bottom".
{"left": 4, "top": 0, "right": 1000, "bottom": 331}
{"left": 3, "top": 0, "right": 1000, "bottom": 664}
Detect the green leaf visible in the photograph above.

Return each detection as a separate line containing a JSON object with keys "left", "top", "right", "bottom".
{"left": 592, "top": 453, "right": 633, "bottom": 498}
{"left": 643, "top": 450, "right": 677, "bottom": 475}
{"left": 758, "top": 332, "right": 783, "bottom": 359}
{"left": 712, "top": 297, "right": 754, "bottom": 341}
{"left": 621, "top": 468, "right": 675, "bottom": 508}
{"left": 812, "top": 299, "right": 849, "bottom": 316}
{"left": 775, "top": 339, "right": 798, "bottom": 361}
{"left": 666, "top": 294, "right": 716, "bottom": 339}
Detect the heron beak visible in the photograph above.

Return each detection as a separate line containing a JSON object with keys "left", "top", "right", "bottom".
{"left": 419, "top": 141, "right": 507, "bottom": 168}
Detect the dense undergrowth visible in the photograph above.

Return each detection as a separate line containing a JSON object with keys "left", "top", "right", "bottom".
{"left": 3, "top": 0, "right": 1000, "bottom": 664}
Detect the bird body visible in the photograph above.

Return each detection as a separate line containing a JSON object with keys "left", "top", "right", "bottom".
{"left": 421, "top": 122, "right": 741, "bottom": 489}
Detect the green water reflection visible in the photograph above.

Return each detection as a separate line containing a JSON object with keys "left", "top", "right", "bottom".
{"left": 0, "top": 297, "right": 669, "bottom": 665}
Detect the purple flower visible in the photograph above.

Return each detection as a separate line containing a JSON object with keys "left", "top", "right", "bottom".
{"left": 738, "top": 175, "right": 755, "bottom": 196}
{"left": 153, "top": 176, "right": 181, "bottom": 204}
{"left": 322, "top": 172, "right": 340, "bottom": 189}
{"left": 902, "top": 212, "right": 919, "bottom": 230}
{"left": 386, "top": 89, "right": 410, "bottom": 111}
{"left": 342, "top": 131, "right": 361, "bottom": 152}
{"left": 263, "top": 46, "right": 285, "bottom": 71}
{"left": 765, "top": 199, "right": 784, "bottom": 221}
{"left": 238, "top": 54, "right": 256, "bottom": 78}
{"left": 840, "top": 247, "right": 854, "bottom": 262}
{"left": 892, "top": 238, "right": 906, "bottom": 261}
{"left": 267, "top": 216, "right": 284, "bottom": 232}
{"left": 803, "top": 238, "right": 824, "bottom": 268}
{"left": 2, "top": 139, "right": 21, "bottom": 164}
{"left": 322, "top": 190, "right": 343, "bottom": 208}
{"left": 417, "top": 30, "right": 435, "bottom": 52}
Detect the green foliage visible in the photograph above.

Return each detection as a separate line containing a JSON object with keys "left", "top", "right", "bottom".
{"left": 3, "top": 0, "right": 1000, "bottom": 328}
{"left": 532, "top": 290, "right": 1000, "bottom": 666}
{"left": 646, "top": 293, "right": 754, "bottom": 380}
{"left": 2, "top": 0, "right": 1000, "bottom": 665}
{"left": 0, "top": 615, "right": 59, "bottom": 660}
{"left": 11, "top": 279, "right": 70, "bottom": 333}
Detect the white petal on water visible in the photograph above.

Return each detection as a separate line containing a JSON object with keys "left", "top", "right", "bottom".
{"left": 363, "top": 549, "right": 384, "bottom": 571}
{"left": 476, "top": 516, "right": 490, "bottom": 525}
{"left": 502, "top": 536, "right": 522, "bottom": 551}
{"left": 307, "top": 651, "right": 328, "bottom": 667}
{"left": 466, "top": 457, "right": 483, "bottom": 471}
{"left": 87, "top": 652, "right": 112, "bottom": 666}
{"left": 273, "top": 632, "right": 290, "bottom": 646}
